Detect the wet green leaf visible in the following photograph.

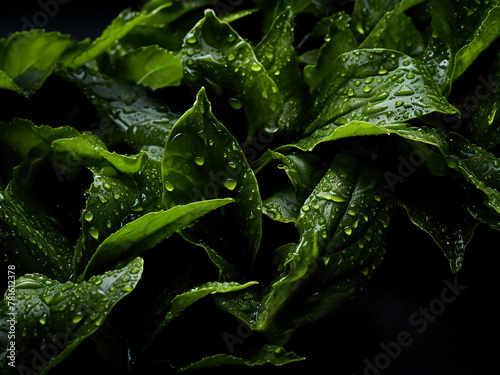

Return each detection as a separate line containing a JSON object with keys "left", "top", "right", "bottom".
{"left": 162, "top": 88, "right": 262, "bottom": 278}
{"left": 0, "top": 257, "right": 144, "bottom": 374}
{"left": 107, "top": 45, "right": 183, "bottom": 89}
{"left": 182, "top": 10, "right": 284, "bottom": 141}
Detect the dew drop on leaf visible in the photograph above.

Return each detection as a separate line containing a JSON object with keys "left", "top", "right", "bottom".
{"left": 83, "top": 211, "right": 93, "bottom": 222}
{"left": 165, "top": 181, "right": 175, "bottom": 191}
{"left": 223, "top": 178, "right": 237, "bottom": 191}
{"left": 194, "top": 156, "right": 205, "bottom": 166}
{"left": 88, "top": 227, "right": 99, "bottom": 240}
{"left": 185, "top": 33, "right": 197, "bottom": 44}
{"left": 394, "top": 85, "right": 414, "bottom": 96}
{"left": 228, "top": 97, "right": 242, "bottom": 109}
{"left": 317, "top": 192, "right": 346, "bottom": 202}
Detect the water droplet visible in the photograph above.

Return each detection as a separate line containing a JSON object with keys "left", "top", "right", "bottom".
{"left": 89, "top": 227, "right": 99, "bottom": 240}
{"left": 72, "top": 314, "right": 83, "bottom": 324}
{"left": 165, "top": 180, "right": 175, "bottom": 192}
{"left": 347, "top": 88, "right": 354, "bottom": 96}
{"left": 223, "top": 179, "right": 237, "bottom": 191}
{"left": 317, "top": 192, "right": 346, "bottom": 202}
{"left": 406, "top": 71, "right": 415, "bottom": 79}
{"left": 251, "top": 63, "right": 262, "bottom": 72}
{"left": 378, "top": 68, "right": 388, "bottom": 75}
{"left": 186, "top": 33, "right": 197, "bottom": 44}
{"left": 39, "top": 316, "right": 47, "bottom": 325}
{"left": 228, "top": 97, "right": 243, "bottom": 109}
{"left": 228, "top": 161, "right": 237, "bottom": 169}
{"left": 83, "top": 211, "right": 93, "bottom": 222}
{"left": 363, "top": 86, "right": 372, "bottom": 93}
{"left": 302, "top": 205, "right": 310, "bottom": 212}
{"left": 394, "top": 85, "right": 414, "bottom": 96}
{"left": 265, "top": 51, "right": 274, "bottom": 60}
{"left": 365, "top": 77, "right": 374, "bottom": 84}
{"left": 194, "top": 156, "right": 205, "bottom": 166}
{"left": 344, "top": 226, "right": 352, "bottom": 235}
{"left": 131, "top": 198, "right": 143, "bottom": 212}
{"left": 446, "top": 157, "right": 458, "bottom": 168}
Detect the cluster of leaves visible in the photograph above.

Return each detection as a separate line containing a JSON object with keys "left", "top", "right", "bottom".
{"left": 1, "top": 0, "right": 500, "bottom": 373}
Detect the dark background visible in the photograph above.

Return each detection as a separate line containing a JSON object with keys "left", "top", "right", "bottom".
{"left": 1, "top": 1, "right": 499, "bottom": 374}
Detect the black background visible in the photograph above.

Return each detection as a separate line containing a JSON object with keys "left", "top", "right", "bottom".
{"left": 1, "top": 1, "right": 499, "bottom": 374}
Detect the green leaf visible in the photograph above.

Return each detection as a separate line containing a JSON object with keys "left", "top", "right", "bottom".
{"left": 352, "top": 0, "right": 423, "bottom": 36}
{"left": 399, "top": 178, "right": 479, "bottom": 273}
{"left": 262, "top": 186, "right": 301, "bottom": 223}
{"left": 107, "top": 45, "right": 183, "bottom": 89}
{"left": 182, "top": 9, "right": 284, "bottom": 141}
{"left": 257, "top": 153, "right": 393, "bottom": 339}
{"left": 71, "top": 7, "right": 168, "bottom": 67}
{"left": 421, "top": 0, "right": 457, "bottom": 94}
{"left": 0, "top": 182, "right": 74, "bottom": 282}
{"left": 352, "top": 0, "right": 404, "bottom": 36}
{"left": 51, "top": 133, "right": 165, "bottom": 277}
{"left": 162, "top": 88, "right": 262, "bottom": 278}
{"left": 304, "top": 12, "right": 357, "bottom": 89}
{"left": 423, "top": 0, "right": 500, "bottom": 90}
{"left": 0, "top": 119, "right": 79, "bottom": 178}
{"left": 175, "top": 344, "right": 305, "bottom": 372}
{"left": 285, "top": 121, "right": 444, "bottom": 152}
{"left": 52, "top": 132, "right": 149, "bottom": 175}
{"left": 445, "top": 134, "right": 500, "bottom": 219}
{"left": 152, "top": 280, "right": 258, "bottom": 339}
{"left": 254, "top": 7, "right": 306, "bottom": 137}
{"left": 81, "top": 199, "right": 233, "bottom": 279}
{"left": 270, "top": 151, "right": 327, "bottom": 202}
{"left": 0, "top": 257, "right": 144, "bottom": 374}
{"left": 452, "top": 2, "right": 500, "bottom": 81}
{"left": 119, "top": 0, "right": 215, "bottom": 53}
{"left": 302, "top": 49, "right": 458, "bottom": 137}
{"left": 218, "top": 153, "right": 393, "bottom": 341}
{"left": 0, "top": 120, "right": 81, "bottom": 281}
{"left": 0, "top": 31, "right": 89, "bottom": 97}
{"left": 61, "top": 68, "right": 180, "bottom": 152}
{"left": 359, "top": 5, "right": 426, "bottom": 56}
{"left": 457, "top": 47, "right": 500, "bottom": 150}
